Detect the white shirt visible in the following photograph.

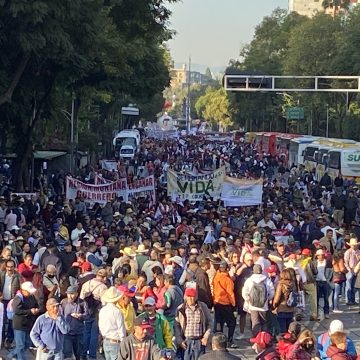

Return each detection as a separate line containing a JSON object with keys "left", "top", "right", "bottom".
{"left": 71, "top": 228, "right": 85, "bottom": 243}
{"left": 3, "top": 274, "right": 12, "bottom": 300}
{"left": 99, "top": 303, "right": 126, "bottom": 341}
{"left": 257, "top": 219, "right": 276, "bottom": 230}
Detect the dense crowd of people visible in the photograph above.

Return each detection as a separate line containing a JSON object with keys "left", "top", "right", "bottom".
{"left": 1, "top": 133, "right": 360, "bottom": 360}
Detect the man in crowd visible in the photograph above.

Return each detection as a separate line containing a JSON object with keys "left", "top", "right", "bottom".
{"left": 1, "top": 258, "right": 21, "bottom": 348}
{"left": 80, "top": 268, "right": 108, "bottom": 360}
{"left": 139, "top": 296, "right": 173, "bottom": 350}
{"left": 99, "top": 287, "right": 126, "bottom": 360}
{"left": 30, "top": 298, "right": 69, "bottom": 360}
{"left": 60, "top": 285, "right": 88, "bottom": 360}
{"left": 9, "top": 281, "right": 39, "bottom": 360}
{"left": 174, "top": 287, "right": 212, "bottom": 360}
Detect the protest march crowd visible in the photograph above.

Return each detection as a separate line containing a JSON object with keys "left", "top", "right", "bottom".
{"left": 1, "top": 132, "right": 360, "bottom": 360}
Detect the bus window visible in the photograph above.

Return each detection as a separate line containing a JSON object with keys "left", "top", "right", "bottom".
{"left": 304, "top": 147, "right": 317, "bottom": 161}
{"left": 318, "top": 150, "right": 329, "bottom": 164}
{"left": 328, "top": 151, "right": 341, "bottom": 169}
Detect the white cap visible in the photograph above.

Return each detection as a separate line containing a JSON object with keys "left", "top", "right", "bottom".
{"left": 10, "top": 225, "right": 20, "bottom": 231}
{"left": 143, "top": 297, "right": 156, "bottom": 306}
{"left": 21, "top": 281, "right": 37, "bottom": 294}
{"left": 190, "top": 248, "right": 199, "bottom": 255}
{"left": 329, "top": 320, "right": 346, "bottom": 335}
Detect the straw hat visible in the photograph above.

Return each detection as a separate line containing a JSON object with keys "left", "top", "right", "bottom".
{"left": 120, "top": 247, "right": 136, "bottom": 257}
{"left": 349, "top": 238, "right": 359, "bottom": 247}
{"left": 136, "top": 244, "right": 149, "bottom": 253}
{"left": 101, "top": 286, "right": 123, "bottom": 303}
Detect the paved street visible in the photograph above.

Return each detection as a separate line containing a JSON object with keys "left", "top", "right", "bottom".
{"left": 1, "top": 303, "right": 360, "bottom": 360}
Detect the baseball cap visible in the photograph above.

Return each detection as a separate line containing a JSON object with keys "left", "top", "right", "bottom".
{"left": 117, "top": 285, "right": 135, "bottom": 297}
{"left": 250, "top": 331, "right": 272, "bottom": 347}
{"left": 265, "top": 265, "right": 277, "bottom": 274}
{"left": 46, "top": 298, "right": 60, "bottom": 306}
{"left": 302, "top": 248, "right": 312, "bottom": 256}
{"left": 134, "top": 317, "right": 153, "bottom": 329}
{"left": 329, "top": 320, "right": 347, "bottom": 335}
{"left": 21, "top": 281, "right": 37, "bottom": 294}
{"left": 143, "top": 297, "right": 156, "bottom": 306}
{"left": 184, "top": 287, "right": 197, "bottom": 297}
{"left": 66, "top": 285, "right": 79, "bottom": 294}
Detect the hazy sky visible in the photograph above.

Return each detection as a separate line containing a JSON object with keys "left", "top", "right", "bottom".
{"left": 167, "top": 0, "right": 288, "bottom": 68}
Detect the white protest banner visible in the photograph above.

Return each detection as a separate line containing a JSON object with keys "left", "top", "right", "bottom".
{"left": 221, "top": 177, "right": 263, "bottom": 207}
{"left": 66, "top": 176, "right": 127, "bottom": 204}
{"left": 101, "top": 160, "right": 118, "bottom": 172}
{"left": 127, "top": 175, "right": 156, "bottom": 201}
{"left": 167, "top": 167, "right": 225, "bottom": 201}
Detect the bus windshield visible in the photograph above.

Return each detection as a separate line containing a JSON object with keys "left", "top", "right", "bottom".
{"left": 328, "top": 151, "right": 341, "bottom": 169}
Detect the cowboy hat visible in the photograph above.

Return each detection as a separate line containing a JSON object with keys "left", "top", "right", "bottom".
{"left": 136, "top": 244, "right": 149, "bottom": 253}
{"left": 349, "top": 238, "right": 359, "bottom": 247}
{"left": 101, "top": 286, "right": 123, "bottom": 303}
{"left": 126, "top": 208, "right": 134, "bottom": 214}
{"left": 169, "top": 256, "right": 183, "bottom": 267}
{"left": 120, "top": 247, "right": 136, "bottom": 257}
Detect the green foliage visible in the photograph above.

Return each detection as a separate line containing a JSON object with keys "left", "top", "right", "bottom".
{"left": 227, "top": 7, "right": 360, "bottom": 139}
{"left": 0, "top": 0, "right": 178, "bottom": 189}
{"left": 195, "top": 87, "right": 234, "bottom": 131}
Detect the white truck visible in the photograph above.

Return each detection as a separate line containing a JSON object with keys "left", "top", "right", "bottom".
{"left": 113, "top": 129, "right": 140, "bottom": 160}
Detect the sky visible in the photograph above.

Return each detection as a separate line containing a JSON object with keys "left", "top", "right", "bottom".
{"left": 167, "top": 0, "right": 289, "bottom": 70}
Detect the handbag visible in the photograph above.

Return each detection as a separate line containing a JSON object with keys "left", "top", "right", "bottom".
{"left": 333, "top": 271, "right": 346, "bottom": 284}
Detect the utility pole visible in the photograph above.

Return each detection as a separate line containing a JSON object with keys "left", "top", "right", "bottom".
{"left": 186, "top": 56, "right": 191, "bottom": 133}
{"left": 70, "top": 95, "right": 75, "bottom": 173}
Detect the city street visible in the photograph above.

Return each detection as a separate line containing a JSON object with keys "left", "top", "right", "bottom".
{"left": 1, "top": 306, "right": 360, "bottom": 360}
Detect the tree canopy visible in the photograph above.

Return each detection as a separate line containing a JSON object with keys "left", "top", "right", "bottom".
{"left": 0, "top": 0, "right": 177, "bottom": 190}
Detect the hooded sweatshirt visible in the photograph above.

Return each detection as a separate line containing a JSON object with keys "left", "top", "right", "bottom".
{"left": 326, "top": 345, "right": 359, "bottom": 360}
{"left": 242, "top": 273, "right": 275, "bottom": 312}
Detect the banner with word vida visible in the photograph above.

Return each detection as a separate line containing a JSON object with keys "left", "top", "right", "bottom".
{"left": 167, "top": 167, "right": 225, "bottom": 201}
{"left": 221, "top": 177, "right": 263, "bottom": 207}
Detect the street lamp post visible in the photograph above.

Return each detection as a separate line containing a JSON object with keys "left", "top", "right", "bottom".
{"left": 61, "top": 96, "right": 75, "bottom": 173}
{"left": 326, "top": 104, "right": 329, "bottom": 138}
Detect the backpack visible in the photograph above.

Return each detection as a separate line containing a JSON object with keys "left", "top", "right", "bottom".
{"left": 249, "top": 280, "right": 267, "bottom": 308}
{"left": 7, "top": 293, "right": 24, "bottom": 320}
{"left": 286, "top": 290, "right": 300, "bottom": 307}
{"left": 84, "top": 281, "right": 103, "bottom": 316}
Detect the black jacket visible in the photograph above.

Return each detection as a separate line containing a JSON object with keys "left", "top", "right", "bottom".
{"left": 12, "top": 294, "right": 39, "bottom": 331}
{"left": 59, "top": 251, "right": 77, "bottom": 274}
{"left": 199, "top": 349, "right": 240, "bottom": 360}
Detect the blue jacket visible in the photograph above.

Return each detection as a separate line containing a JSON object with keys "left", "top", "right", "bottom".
{"left": 317, "top": 332, "right": 356, "bottom": 360}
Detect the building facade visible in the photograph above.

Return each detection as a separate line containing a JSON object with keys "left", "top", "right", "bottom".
{"left": 289, "top": 0, "right": 359, "bottom": 17}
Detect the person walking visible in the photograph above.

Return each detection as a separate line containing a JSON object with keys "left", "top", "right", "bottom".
{"left": 344, "top": 238, "right": 359, "bottom": 305}
{"left": 99, "top": 286, "right": 126, "bottom": 360}
{"left": 30, "top": 298, "right": 69, "bottom": 360}
{"left": 272, "top": 268, "right": 297, "bottom": 333}
{"left": 119, "top": 316, "right": 164, "bottom": 360}
{"left": 9, "top": 281, "right": 39, "bottom": 360}
{"left": 60, "top": 285, "right": 88, "bottom": 360}
{"left": 212, "top": 261, "right": 237, "bottom": 348}
{"left": 0, "top": 258, "right": 21, "bottom": 348}
{"left": 80, "top": 268, "right": 108, "bottom": 360}
{"left": 174, "top": 287, "right": 212, "bottom": 360}
{"left": 139, "top": 296, "right": 173, "bottom": 349}
{"left": 242, "top": 264, "right": 275, "bottom": 336}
